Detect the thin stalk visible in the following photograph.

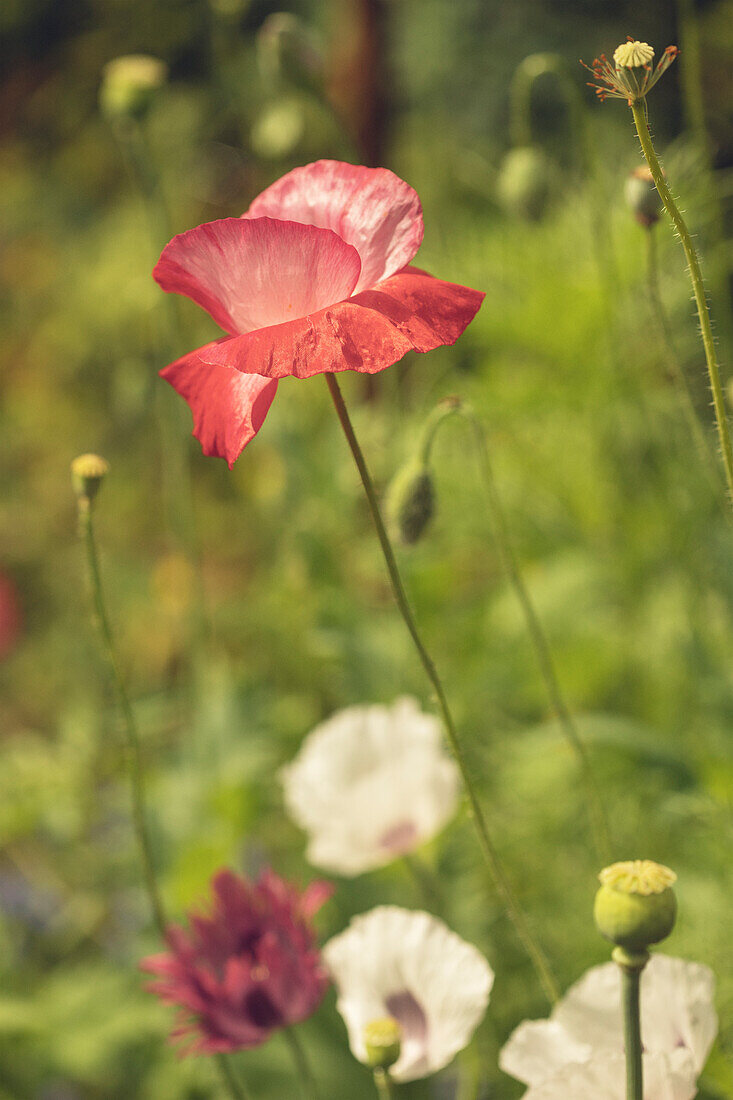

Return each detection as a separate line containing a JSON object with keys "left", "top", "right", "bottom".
{"left": 645, "top": 226, "right": 723, "bottom": 494}
{"left": 284, "top": 1027, "right": 319, "bottom": 1099}
{"left": 77, "top": 498, "right": 166, "bottom": 938}
{"left": 618, "top": 958, "right": 645, "bottom": 1100}
{"left": 630, "top": 99, "right": 733, "bottom": 508}
{"left": 324, "top": 372, "right": 559, "bottom": 1005}
{"left": 215, "top": 1053, "right": 252, "bottom": 1100}
{"left": 373, "top": 1069, "right": 395, "bottom": 1099}
{"left": 462, "top": 411, "right": 612, "bottom": 860}
{"left": 402, "top": 852, "right": 444, "bottom": 913}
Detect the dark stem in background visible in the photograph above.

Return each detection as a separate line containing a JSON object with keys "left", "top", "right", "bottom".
{"left": 324, "top": 372, "right": 560, "bottom": 1005}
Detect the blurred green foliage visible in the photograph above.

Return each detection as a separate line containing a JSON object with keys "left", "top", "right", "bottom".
{"left": 2, "top": 0, "right": 733, "bottom": 1097}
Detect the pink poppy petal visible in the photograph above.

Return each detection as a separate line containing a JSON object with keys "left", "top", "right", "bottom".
{"left": 154, "top": 217, "right": 362, "bottom": 335}
{"left": 198, "top": 266, "right": 485, "bottom": 380}
{"left": 160, "top": 340, "right": 279, "bottom": 467}
{"left": 243, "top": 160, "right": 424, "bottom": 294}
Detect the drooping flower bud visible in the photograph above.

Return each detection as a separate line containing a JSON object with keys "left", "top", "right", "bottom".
{"left": 385, "top": 460, "right": 435, "bottom": 545}
{"left": 594, "top": 860, "right": 677, "bottom": 953}
{"left": 496, "top": 146, "right": 553, "bottom": 221}
{"left": 625, "top": 166, "right": 662, "bottom": 228}
{"left": 256, "top": 12, "right": 324, "bottom": 94}
{"left": 99, "top": 55, "right": 168, "bottom": 122}
{"left": 71, "top": 454, "right": 109, "bottom": 504}
{"left": 364, "top": 1017, "right": 402, "bottom": 1070}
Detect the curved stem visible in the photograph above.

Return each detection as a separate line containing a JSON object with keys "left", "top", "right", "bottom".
{"left": 373, "top": 1069, "right": 395, "bottom": 1099}
{"left": 630, "top": 99, "right": 733, "bottom": 508}
{"left": 324, "top": 372, "right": 559, "bottom": 1005}
{"left": 402, "top": 852, "right": 444, "bottom": 913}
{"left": 284, "top": 1027, "right": 319, "bottom": 1099}
{"left": 215, "top": 1053, "right": 252, "bottom": 1100}
{"left": 460, "top": 410, "right": 612, "bottom": 862}
{"left": 645, "top": 228, "right": 723, "bottom": 494}
{"left": 78, "top": 499, "right": 166, "bottom": 938}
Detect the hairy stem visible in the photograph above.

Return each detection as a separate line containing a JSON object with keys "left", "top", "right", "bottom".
{"left": 325, "top": 372, "right": 559, "bottom": 1005}
{"left": 78, "top": 498, "right": 166, "bottom": 938}
{"left": 631, "top": 99, "right": 733, "bottom": 508}
{"left": 645, "top": 227, "right": 723, "bottom": 494}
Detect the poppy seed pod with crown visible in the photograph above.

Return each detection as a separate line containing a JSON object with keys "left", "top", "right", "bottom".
{"left": 594, "top": 860, "right": 677, "bottom": 953}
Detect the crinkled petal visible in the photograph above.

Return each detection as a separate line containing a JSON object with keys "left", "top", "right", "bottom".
{"left": 522, "top": 1051, "right": 697, "bottom": 1100}
{"left": 324, "top": 906, "right": 492, "bottom": 1083}
{"left": 154, "top": 217, "right": 361, "bottom": 335}
{"left": 198, "top": 266, "right": 485, "bottom": 381}
{"left": 243, "top": 160, "right": 424, "bottom": 293}
{"left": 160, "top": 340, "right": 278, "bottom": 467}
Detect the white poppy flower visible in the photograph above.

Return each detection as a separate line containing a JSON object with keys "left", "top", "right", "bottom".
{"left": 500, "top": 954, "right": 717, "bottom": 1099}
{"left": 281, "top": 698, "right": 460, "bottom": 875}
{"left": 324, "top": 905, "right": 494, "bottom": 1082}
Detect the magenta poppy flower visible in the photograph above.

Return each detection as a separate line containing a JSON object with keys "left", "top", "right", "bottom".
{"left": 154, "top": 160, "right": 485, "bottom": 466}
{"left": 0, "top": 572, "right": 22, "bottom": 660}
{"left": 141, "top": 868, "right": 333, "bottom": 1055}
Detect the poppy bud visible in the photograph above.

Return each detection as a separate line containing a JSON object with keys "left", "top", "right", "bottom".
{"left": 594, "top": 860, "right": 677, "bottom": 953}
{"left": 363, "top": 1017, "right": 402, "bottom": 1070}
{"left": 71, "top": 453, "right": 109, "bottom": 504}
{"left": 625, "top": 166, "right": 662, "bottom": 227}
{"left": 496, "top": 146, "right": 554, "bottom": 221}
{"left": 257, "top": 12, "right": 324, "bottom": 94}
{"left": 100, "top": 55, "right": 168, "bottom": 122}
{"left": 385, "top": 460, "right": 435, "bottom": 546}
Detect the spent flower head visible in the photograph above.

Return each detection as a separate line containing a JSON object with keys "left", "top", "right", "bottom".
{"left": 595, "top": 859, "right": 677, "bottom": 954}
{"left": 100, "top": 54, "right": 168, "bottom": 121}
{"left": 581, "top": 38, "right": 678, "bottom": 103}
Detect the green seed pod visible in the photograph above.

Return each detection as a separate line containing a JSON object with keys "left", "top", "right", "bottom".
{"left": 594, "top": 860, "right": 677, "bottom": 953}
{"left": 363, "top": 1017, "right": 402, "bottom": 1071}
{"left": 100, "top": 55, "right": 168, "bottom": 122}
{"left": 625, "top": 166, "right": 662, "bottom": 228}
{"left": 385, "top": 460, "right": 435, "bottom": 546}
{"left": 496, "top": 146, "right": 554, "bottom": 221}
{"left": 71, "top": 453, "right": 109, "bottom": 504}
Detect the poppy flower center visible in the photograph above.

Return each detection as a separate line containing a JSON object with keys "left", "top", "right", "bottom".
{"left": 378, "top": 820, "right": 419, "bottom": 855}
{"left": 384, "top": 990, "right": 429, "bottom": 1072}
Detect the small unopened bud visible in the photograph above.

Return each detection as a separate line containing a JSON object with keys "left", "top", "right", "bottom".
{"left": 385, "top": 460, "right": 435, "bottom": 546}
{"left": 594, "top": 860, "right": 677, "bottom": 953}
{"left": 496, "top": 146, "right": 553, "bottom": 221}
{"left": 71, "top": 454, "right": 109, "bottom": 504}
{"left": 625, "top": 166, "right": 662, "bottom": 227}
{"left": 100, "top": 55, "right": 168, "bottom": 122}
{"left": 613, "top": 41, "right": 655, "bottom": 69}
{"left": 363, "top": 1017, "right": 402, "bottom": 1070}
{"left": 257, "top": 12, "right": 324, "bottom": 92}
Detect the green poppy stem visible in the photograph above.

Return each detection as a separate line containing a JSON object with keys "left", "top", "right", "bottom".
{"left": 215, "top": 1054, "right": 252, "bottom": 1100}
{"left": 284, "top": 1027, "right": 319, "bottom": 1099}
{"left": 77, "top": 496, "right": 166, "bottom": 939}
{"left": 644, "top": 227, "right": 723, "bottom": 494}
{"left": 373, "top": 1069, "right": 395, "bottom": 1099}
{"left": 324, "top": 372, "right": 559, "bottom": 1006}
{"left": 630, "top": 99, "right": 733, "bottom": 509}
{"left": 616, "top": 950, "right": 648, "bottom": 1100}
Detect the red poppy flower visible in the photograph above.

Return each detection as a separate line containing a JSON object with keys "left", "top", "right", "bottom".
{"left": 155, "top": 160, "right": 485, "bottom": 466}
{"left": 141, "top": 868, "right": 332, "bottom": 1055}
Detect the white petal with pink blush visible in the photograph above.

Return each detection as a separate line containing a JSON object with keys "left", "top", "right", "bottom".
{"left": 324, "top": 906, "right": 493, "bottom": 1082}
{"left": 280, "top": 698, "right": 460, "bottom": 876}
{"left": 500, "top": 955, "right": 717, "bottom": 1099}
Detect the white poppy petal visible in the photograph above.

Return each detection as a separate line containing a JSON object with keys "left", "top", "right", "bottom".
{"left": 324, "top": 906, "right": 493, "bottom": 1082}
{"left": 499, "top": 1019, "right": 592, "bottom": 1087}
{"left": 522, "top": 1051, "right": 697, "bottom": 1100}
{"left": 281, "top": 698, "right": 460, "bottom": 875}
